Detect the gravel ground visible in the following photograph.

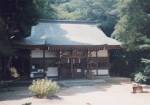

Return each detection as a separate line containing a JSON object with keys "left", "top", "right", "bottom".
{"left": 0, "top": 78, "right": 150, "bottom": 105}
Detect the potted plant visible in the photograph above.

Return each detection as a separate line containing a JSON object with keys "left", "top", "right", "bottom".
{"left": 133, "top": 72, "right": 147, "bottom": 93}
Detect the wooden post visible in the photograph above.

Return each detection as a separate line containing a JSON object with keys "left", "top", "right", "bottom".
{"left": 105, "top": 46, "right": 110, "bottom": 76}
{"left": 71, "top": 50, "right": 73, "bottom": 78}
{"left": 96, "top": 50, "right": 98, "bottom": 76}
{"left": 43, "top": 46, "right": 46, "bottom": 78}
{"left": 29, "top": 50, "right": 32, "bottom": 78}
{"left": 86, "top": 49, "right": 89, "bottom": 79}
{"left": 58, "top": 50, "right": 62, "bottom": 80}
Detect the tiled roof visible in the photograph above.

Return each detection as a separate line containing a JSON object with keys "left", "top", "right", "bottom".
{"left": 21, "top": 20, "right": 121, "bottom": 46}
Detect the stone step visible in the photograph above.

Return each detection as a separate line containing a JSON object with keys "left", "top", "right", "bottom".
{"left": 58, "top": 77, "right": 131, "bottom": 87}
{"left": 58, "top": 79, "right": 106, "bottom": 87}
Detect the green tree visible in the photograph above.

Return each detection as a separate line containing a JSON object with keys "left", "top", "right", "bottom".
{"left": 0, "top": 0, "right": 40, "bottom": 55}
{"left": 0, "top": 0, "right": 55, "bottom": 55}
{"left": 0, "top": 0, "right": 56, "bottom": 79}
{"left": 54, "top": 0, "right": 118, "bottom": 36}
{"left": 34, "top": 0, "right": 57, "bottom": 19}
{"left": 112, "top": 0, "right": 150, "bottom": 78}
{"left": 112, "top": 0, "right": 150, "bottom": 51}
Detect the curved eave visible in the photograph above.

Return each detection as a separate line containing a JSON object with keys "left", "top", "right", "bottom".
{"left": 14, "top": 43, "right": 121, "bottom": 51}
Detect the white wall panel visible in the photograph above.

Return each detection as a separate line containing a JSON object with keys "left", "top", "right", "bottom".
{"left": 91, "top": 70, "right": 97, "bottom": 75}
{"left": 31, "top": 49, "right": 57, "bottom": 58}
{"left": 97, "top": 50, "right": 108, "bottom": 57}
{"left": 46, "top": 67, "right": 58, "bottom": 77}
{"left": 45, "top": 51, "right": 57, "bottom": 57}
{"left": 98, "top": 69, "right": 109, "bottom": 75}
{"left": 31, "top": 49, "right": 43, "bottom": 58}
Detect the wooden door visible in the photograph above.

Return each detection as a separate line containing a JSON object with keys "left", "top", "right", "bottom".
{"left": 73, "top": 68, "right": 84, "bottom": 78}
{"left": 60, "top": 65, "right": 72, "bottom": 79}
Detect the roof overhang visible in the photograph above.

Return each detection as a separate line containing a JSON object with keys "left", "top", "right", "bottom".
{"left": 14, "top": 20, "right": 122, "bottom": 50}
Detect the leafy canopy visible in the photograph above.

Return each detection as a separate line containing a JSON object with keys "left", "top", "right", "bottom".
{"left": 53, "top": 0, "right": 118, "bottom": 36}
{"left": 112, "top": 0, "right": 150, "bottom": 51}
{"left": 0, "top": 0, "right": 55, "bottom": 55}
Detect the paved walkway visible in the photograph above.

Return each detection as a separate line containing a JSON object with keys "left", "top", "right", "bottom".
{"left": 0, "top": 78, "right": 150, "bottom": 105}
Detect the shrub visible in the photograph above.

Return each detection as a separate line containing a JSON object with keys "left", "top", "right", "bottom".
{"left": 10, "top": 67, "right": 20, "bottom": 78}
{"left": 134, "top": 72, "right": 147, "bottom": 84}
{"left": 29, "top": 79, "right": 59, "bottom": 98}
{"left": 22, "top": 102, "right": 32, "bottom": 105}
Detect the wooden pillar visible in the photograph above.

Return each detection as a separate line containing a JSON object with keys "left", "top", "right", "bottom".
{"left": 58, "top": 50, "right": 62, "bottom": 80}
{"left": 86, "top": 49, "right": 89, "bottom": 79}
{"left": 96, "top": 50, "right": 98, "bottom": 76}
{"left": 70, "top": 50, "right": 73, "bottom": 78}
{"left": 107, "top": 49, "right": 110, "bottom": 75}
{"left": 2, "top": 57, "right": 9, "bottom": 80}
{"left": 104, "top": 45, "right": 110, "bottom": 76}
{"left": 29, "top": 50, "right": 32, "bottom": 78}
{"left": 43, "top": 47, "right": 46, "bottom": 78}
{"left": 0, "top": 56, "right": 2, "bottom": 80}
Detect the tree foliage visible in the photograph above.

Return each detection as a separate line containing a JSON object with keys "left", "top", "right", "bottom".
{"left": 112, "top": 0, "right": 150, "bottom": 51}
{"left": 53, "top": 0, "right": 118, "bottom": 36}
{"left": 0, "top": 0, "right": 39, "bottom": 39}
{"left": 112, "top": 0, "right": 150, "bottom": 80}
{"left": 34, "top": 0, "right": 57, "bottom": 19}
{"left": 0, "top": 0, "right": 55, "bottom": 55}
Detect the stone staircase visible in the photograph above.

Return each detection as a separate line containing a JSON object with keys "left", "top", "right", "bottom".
{"left": 58, "top": 77, "right": 131, "bottom": 87}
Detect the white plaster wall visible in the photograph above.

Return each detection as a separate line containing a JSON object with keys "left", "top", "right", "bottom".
{"left": 88, "top": 50, "right": 108, "bottom": 57}
{"left": 97, "top": 50, "right": 108, "bottom": 57}
{"left": 46, "top": 67, "right": 58, "bottom": 77}
{"left": 88, "top": 69, "right": 109, "bottom": 75}
{"left": 91, "top": 51, "right": 97, "bottom": 57}
{"left": 91, "top": 70, "right": 97, "bottom": 75}
{"left": 98, "top": 69, "right": 109, "bottom": 75}
{"left": 31, "top": 49, "right": 43, "bottom": 58}
{"left": 77, "top": 69, "right": 82, "bottom": 73}
{"left": 31, "top": 49, "right": 57, "bottom": 58}
{"left": 46, "top": 51, "right": 57, "bottom": 57}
